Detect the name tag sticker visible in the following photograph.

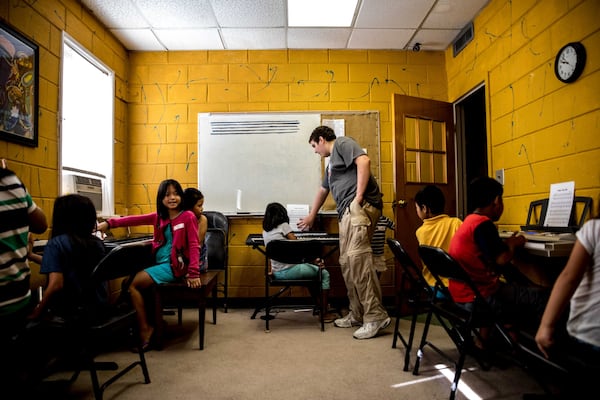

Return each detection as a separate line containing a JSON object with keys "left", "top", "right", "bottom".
{"left": 173, "top": 223, "right": 185, "bottom": 231}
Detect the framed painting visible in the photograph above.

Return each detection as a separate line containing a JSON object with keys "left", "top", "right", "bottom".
{"left": 0, "top": 20, "right": 38, "bottom": 147}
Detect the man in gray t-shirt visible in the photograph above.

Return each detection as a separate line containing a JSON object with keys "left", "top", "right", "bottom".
{"left": 298, "top": 126, "right": 390, "bottom": 340}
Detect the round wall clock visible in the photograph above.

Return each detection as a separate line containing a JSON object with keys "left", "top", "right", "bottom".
{"left": 554, "top": 42, "right": 586, "bottom": 83}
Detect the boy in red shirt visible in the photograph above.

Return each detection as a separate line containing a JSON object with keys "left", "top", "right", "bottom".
{"left": 448, "top": 177, "right": 548, "bottom": 343}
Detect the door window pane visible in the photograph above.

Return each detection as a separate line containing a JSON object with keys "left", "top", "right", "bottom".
{"left": 419, "top": 153, "right": 433, "bottom": 182}
{"left": 406, "top": 150, "right": 417, "bottom": 181}
{"left": 432, "top": 121, "right": 445, "bottom": 151}
{"left": 404, "top": 116, "right": 447, "bottom": 184}
{"left": 434, "top": 154, "right": 446, "bottom": 183}
{"left": 418, "top": 119, "right": 430, "bottom": 150}
{"left": 405, "top": 117, "right": 416, "bottom": 148}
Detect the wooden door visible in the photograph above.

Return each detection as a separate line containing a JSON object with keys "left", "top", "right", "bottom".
{"left": 391, "top": 94, "right": 456, "bottom": 292}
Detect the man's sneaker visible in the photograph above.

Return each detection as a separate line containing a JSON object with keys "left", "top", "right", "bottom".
{"left": 334, "top": 312, "right": 361, "bottom": 328}
{"left": 352, "top": 317, "right": 391, "bottom": 339}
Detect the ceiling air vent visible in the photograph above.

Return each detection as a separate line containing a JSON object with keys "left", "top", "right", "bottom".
{"left": 452, "top": 22, "right": 474, "bottom": 57}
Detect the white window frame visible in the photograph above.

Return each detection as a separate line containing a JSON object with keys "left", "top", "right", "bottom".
{"left": 59, "top": 33, "right": 114, "bottom": 216}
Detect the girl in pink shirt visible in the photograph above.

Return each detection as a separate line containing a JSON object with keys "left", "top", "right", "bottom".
{"left": 98, "top": 179, "right": 199, "bottom": 350}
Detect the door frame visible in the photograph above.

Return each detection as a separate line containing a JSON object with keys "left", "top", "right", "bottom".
{"left": 454, "top": 82, "right": 487, "bottom": 219}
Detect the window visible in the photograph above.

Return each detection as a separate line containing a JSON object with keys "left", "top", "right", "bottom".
{"left": 60, "top": 33, "right": 114, "bottom": 216}
{"left": 405, "top": 116, "right": 447, "bottom": 183}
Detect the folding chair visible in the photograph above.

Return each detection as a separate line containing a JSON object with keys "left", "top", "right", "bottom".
{"left": 387, "top": 238, "right": 437, "bottom": 371}
{"left": 37, "top": 239, "right": 153, "bottom": 400}
{"left": 417, "top": 245, "right": 568, "bottom": 400}
{"left": 251, "top": 239, "right": 325, "bottom": 331}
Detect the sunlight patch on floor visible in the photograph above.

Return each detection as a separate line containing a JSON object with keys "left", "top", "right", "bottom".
{"left": 390, "top": 373, "right": 446, "bottom": 388}
{"left": 390, "top": 364, "right": 482, "bottom": 400}
{"left": 435, "top": 364, "right": 482, "bottom": 400}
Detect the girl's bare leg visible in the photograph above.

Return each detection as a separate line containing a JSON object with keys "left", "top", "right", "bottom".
{"left": 129, "top": 270, "right": 155, "bottom": 343}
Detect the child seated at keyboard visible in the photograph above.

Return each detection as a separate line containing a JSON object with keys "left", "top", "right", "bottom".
{"left": 97, "top": 179, "right": 200, "bottom": 350}
{"left": 449, "top": 177, "right": 549, "bottom": 346}
{"left": 262, "top": 202, "right": 338, "bottom": 322}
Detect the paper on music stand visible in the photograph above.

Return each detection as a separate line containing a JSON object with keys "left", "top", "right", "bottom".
{"left": 544, "top": 181, "right": 575, "bottom": 227}
{"left": 287, "top": 204, "right": 309, "bottom": 231}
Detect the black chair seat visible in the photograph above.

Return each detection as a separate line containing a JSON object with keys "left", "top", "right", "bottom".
{"left": 251, "top": 239, "right": 325, "bottom": 331}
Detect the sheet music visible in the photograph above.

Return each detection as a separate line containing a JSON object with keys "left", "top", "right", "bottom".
{"left": 287, "top": 204, "right": 309, "bottom": 231}
{"left": 544, "top": 181, "right": 575, "bottom": 227}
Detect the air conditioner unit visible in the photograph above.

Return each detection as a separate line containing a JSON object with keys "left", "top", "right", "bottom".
{"left": 63, "top": 174, "right": 103, "bottom": 213}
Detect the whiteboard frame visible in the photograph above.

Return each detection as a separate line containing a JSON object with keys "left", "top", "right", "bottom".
{"left": 198, "top": 112, "right": 322, "bottom": 213}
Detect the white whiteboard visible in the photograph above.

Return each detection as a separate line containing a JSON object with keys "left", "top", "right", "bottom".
{"left": 198, "top": 112, "right": 322, "bottom": 213}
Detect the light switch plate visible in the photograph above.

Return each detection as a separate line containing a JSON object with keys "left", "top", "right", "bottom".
{"left": 495, "top": 169, "right": 505, "bottom": 185}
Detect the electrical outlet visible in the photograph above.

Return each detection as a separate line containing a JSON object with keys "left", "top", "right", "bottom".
{"left": 495, "top": 169, "right": 505, "bottom": 185}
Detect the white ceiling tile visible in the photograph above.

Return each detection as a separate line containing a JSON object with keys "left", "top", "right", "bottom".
{"left": 80, "top": 0, "right": 490, "bottom": 51}
{"left": 288, "top": 28, "right": 351, "bottom": 49}
{"left": 211, "top": 0, "right": 285, "bottom": 27}
{"left": 155, "top": 29, "right": 224, "bottom": 50}
{"left": 423, "top": 0, "right": 488, "bottom": 29}
{"left": 348, "top": 29, "right": 414, "bottom": 50}
{"left": 110, "top": 29, "right": 165, "bottom": 51}
{"left": 133, "top": 0, "right": 218, "bottom": 28}
{"left": 354, "top": 0, "right": 435, "bottom": 29}
{"left": 82, "top": 0, "right": 149, "bottom": 29}
{"left": 222, "top": 28, "right": 286, "bottom": 49}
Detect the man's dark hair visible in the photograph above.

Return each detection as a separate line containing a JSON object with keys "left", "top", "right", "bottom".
{"left": 309, "top": 125, "right": 336, "bottom": 143}
{"left": 468, "top": 176, "right": 503, "bottom": 210}
{"left": 415, "top": 185, "right": 446, "bottom": 214}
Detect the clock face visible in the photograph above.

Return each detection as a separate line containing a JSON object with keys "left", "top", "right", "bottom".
{"left": 554, "top": 42, "right": 586, "bottom": 83}
{"left": 557, "top": 46, "right": 577, "bottom": 80}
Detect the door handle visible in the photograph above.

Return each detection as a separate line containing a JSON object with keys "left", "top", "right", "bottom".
{"left": 392, "top": 199, "right": 407, "bottom": 208}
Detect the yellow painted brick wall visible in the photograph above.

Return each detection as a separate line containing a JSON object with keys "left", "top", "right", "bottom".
{"left": 446, "top": 0, "right": 600, "bottom": 229}
{"left": 0, "top": 0, "right": 129, "bottom": 288}
{"left": 128, "top": 48, "right": 447, "bottom": 298}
